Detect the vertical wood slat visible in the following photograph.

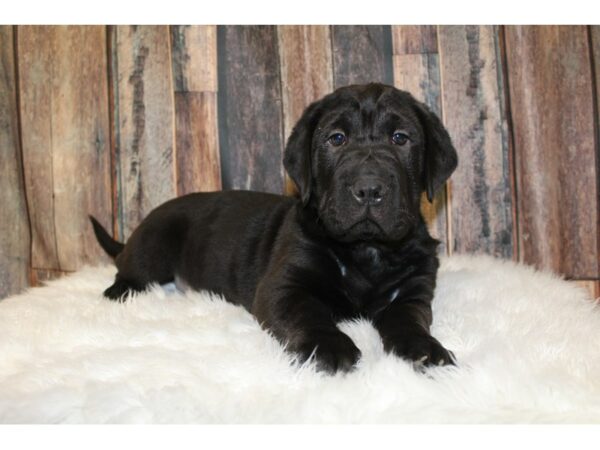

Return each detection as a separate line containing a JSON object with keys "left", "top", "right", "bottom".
{"left": 392, "top": 25, "right": 449, "bottom": 254}
{"left": 18, "top": 26, "right": 112, "bottom": 271}
{"left": 31, "top": 268, "right": 70, "bottom": 286}
{"left": 0, "top": 26, "right": 30, "bottom": 298}
{"left": 17, "top": 26, "right": 57, "bottom": 270}
{"left": 3, "top": 25, "right": 597, "bottom": 291}
{"left": 573, "top": 280, "right": 600, "bottom": 301}
{"left": 171, "top": 26, "right": 221, "bottom": 195}
{"left": 174, "top": 92, "right": 220, "bottom": 194}
{"left": 331, "top": 25, "right": 394, "bottom": 88}
{"left": 505, "top": 26, "right": 598, "bottom": 278}
{"left": 392, "top": 26, "right": 438, "bottom": 54}
{"left": 590, "top": 26, "right": 600, "bottom": 279}
{"left": 171, "top": 25, "right": 217, "bottom": 93}
{"left": 112, "top": 26, "right": 176, "bottom": 239}
{"left": 217, "top": 26, "right": 285, "bottom": 193}
{"left": 277, "top": 25, "right": 333, "bottom": 196}
{"left": 438, "top": 25, "right": 514, "bottom": 258}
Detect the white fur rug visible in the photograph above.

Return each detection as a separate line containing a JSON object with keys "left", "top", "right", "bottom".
{"left": 1, "top": 255, "right": 600, "bottom": 423}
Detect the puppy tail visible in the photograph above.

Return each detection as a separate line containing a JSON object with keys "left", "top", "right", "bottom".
{"left": 89, "top": 215, "right": 125, "bottom": 258}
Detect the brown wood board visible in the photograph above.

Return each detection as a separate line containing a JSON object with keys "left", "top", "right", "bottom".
{"left": 170, "top": 25, "right": 218, "bottom": 93}
{"left": 505, "top": 26, "right": 598, "bottom": 277}
{"left": 174, "top": 91, "right": 221, "bottom": 194}
{"left": 112, "top": 25, "right": 177, "bottom": 239}
{"left": 392, "top": 25, "right": 448, "bottom": 253}
{"left": 278, "top": 25, "right": 333, "bottom": 196}
{"left": 217, "top": 26, "right": 285, "bottom": 193}
{"left": 18, "top": 26, "right": 113, "bottom": 271}
{"left": 331, "top": 25, "right": 394, "bottom": 88}
{"left": 392, "top": 25, "right": 438, "bottom": 54}
{"left": 0, "top": 26, "right": 30, "bottom": 298}
{"left": 439, "top": 25, "right": 514, "bottom": 258}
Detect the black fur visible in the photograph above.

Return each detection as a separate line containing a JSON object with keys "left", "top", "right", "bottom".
{"left": 92, "top": 83, "right": 458, "bottom": 373}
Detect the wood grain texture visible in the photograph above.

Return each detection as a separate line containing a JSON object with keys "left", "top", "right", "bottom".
{"left": 18, "top": 26, "right": 112, "bottom": 271}
{"left": 31, "top": 268, "right": 69, "bottom": 286}
{"left": 590, "top": 25, "right": 600, "bottom": 280}
{"left": 2, "top": 25, "right": 597, "bottom": 290}
{"left": 278, "top": 25, "right": 333, "bottom": 196}
{"left": 331, "top": 25, "right": 394, "bottom": 88}
{"left": 438, "top": 26, "right": 514, "bottom": 258}
{"left": 573, "top": 280, "right": 600, "bottom": 301}
{"left": 505, "top": 26, "right": 598, "bottom": 278}
{"left": 392, "top": 25, "right": 438, "bottom": 54}
{"left": 175, "top": 92, "right": 221, "bottom": 194}
{"left": 0, "top": 26, "right": 30, "bottom": 298}
{"left": 217, "top": 26, "right": 284, "bottom": 193}
{"left": 170, "top": 25, "right": 221, "bottom": 195}
{"left": 17, "top": 26, "right": 56, "bottom": 269}
{"left": 113, "top": 26, "right": 176, "bottom": 239}
{"left": 392, "top": 26, "right": 448, "bottom": 254}
{"left": 170, "top": 25, "right": 217, "bottom": 93}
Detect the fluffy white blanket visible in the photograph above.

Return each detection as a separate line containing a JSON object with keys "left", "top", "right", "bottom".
{"left": 1, "top": 255, "right": 599, "bottom": 423}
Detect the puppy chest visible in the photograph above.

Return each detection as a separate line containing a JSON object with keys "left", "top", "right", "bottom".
{"left": 332, "top": 246, "right": 417, "bottom": 315}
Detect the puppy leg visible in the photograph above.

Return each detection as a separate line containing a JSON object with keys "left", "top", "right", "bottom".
{"left": 253, "top": 277, "right": 361, "bottom": 374}
{"left": 373, "top": 290, "right": 455, "bottom": 367}
{"left": 103, "top": 276, "right": 145, "bottom": 301}
{"left": 102, "top": 216, "right": 188, "bottom": 301}
{"left": 368, "top": 253, "right": 455, "bottom": 367}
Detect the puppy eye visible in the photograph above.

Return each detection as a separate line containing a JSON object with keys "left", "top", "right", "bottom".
{"left": 392, "top": 132, "right": 409, "bottom": 145}
{"left": 328, "top": 132, "right": 347, "bottom": 147}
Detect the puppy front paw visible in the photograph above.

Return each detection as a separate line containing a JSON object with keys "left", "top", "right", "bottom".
{"left": 383, "top": 331, "right": 455, "bottom": 367}
{"left": 295, "top": 330, "right": 361, "bottom": 374}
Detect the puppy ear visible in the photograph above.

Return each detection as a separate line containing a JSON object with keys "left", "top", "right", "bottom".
{"left": 283, "top": 100, "right": 322, "bottom": 205}
{"left": 414, "top": 102, "right": 458, "bottom": 202}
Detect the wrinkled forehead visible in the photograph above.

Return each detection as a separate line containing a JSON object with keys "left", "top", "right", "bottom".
{"left": 316, "top": 88, "right": 422, "bottom": 134}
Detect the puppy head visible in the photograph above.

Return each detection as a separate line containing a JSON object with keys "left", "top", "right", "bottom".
{"left": 284, "top": 83, "right": 457, "bottom": 243}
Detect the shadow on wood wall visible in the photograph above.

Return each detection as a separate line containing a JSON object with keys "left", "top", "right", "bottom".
{"left": 0, "top": 25, "right": 598, "bottom": 299}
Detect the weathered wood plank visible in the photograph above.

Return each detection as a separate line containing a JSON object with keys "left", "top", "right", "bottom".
{"left": 505, "top": 26, "right": 598, "bottom": 278}
{"left": 0, "top": 26, "right": 30, "bottom": 298}
{"left": 392, "top": 25, "right": 438, "bottom": 54}
{"left": 16, "top": 26, "right": 57, "bottom": 270}
{"left": 31, "top": 268, "right": 70, "bottom": 286}
{"left": 392, "top": 25, "right": 448, "bottom": 254}
{"left": 331, "top": 25, "right": 394, "bottom": 88}
{"left": 107, "top": 25, "right": 120, "bottom": 241}
{"left": 589, "top": 25, "right": 600, "bottom": 279}
{"left": 18, "top": 26, "right": 112, "bottom": 271}
{"left": 113, "top": 25, "right": 176, "bottom": 238}
{"left": 278, "top": 25, "right": 333, "bottom": 196}
{"left": 573, "top": 280, "right": 600, "bottom": 301}
{"left": 170, "top": 25, "right": 221, "bottom": 195}
{"left": 217, "top": 26, "right": 284, "bottom": 193}
{"left": 174, "top": 92, "right": 221, "bottom": 194}
{"left": 170, "top": 25, "right": 217, "bottom": 93}
{"left": 438, "top": 25, "right": 514, "bottom": 258}
{"left": 393, "top": 54, "right": 448, "bottom": 253}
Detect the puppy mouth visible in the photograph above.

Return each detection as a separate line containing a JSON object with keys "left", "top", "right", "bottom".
{"left": 320, "top": 197, "right": 416, "bottom": 241}
{"left": 349, "top": 218, "right": 383, "bottom": 238}
{"left": 336, "top": 218, "right": 385, "bottom": 241}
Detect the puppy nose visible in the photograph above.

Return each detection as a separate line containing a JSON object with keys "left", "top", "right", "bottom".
{"left": 350, "top": 177, "right": 385, "bottom": 205}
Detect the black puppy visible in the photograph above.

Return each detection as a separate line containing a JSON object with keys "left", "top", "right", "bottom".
{"left": 91, "top": 83, "right": 458, "bottom": 373}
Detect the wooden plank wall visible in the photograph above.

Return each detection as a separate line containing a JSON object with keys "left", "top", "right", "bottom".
{"left": 0, "top": 27, "right": 30, "bottom": 296}
{"left": 17, "top": 26, "right": 113, "bottom": 283}
{"left": 0, "top": 25, "right": 599, "bottom": 300}
{"left": 217, "top": 26, "right": 285, "bottom": 193}
{"left": 111, "top": 26, "right": 177, "bottom": 239}
{"left": 171, "top": 25, "right": 221, "bottom": 196}
{"left": 505, "top": 26, "right": 598, "bottom": 279}
{"left": 392, "top": 26, "right": 448, "bottom": 253}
